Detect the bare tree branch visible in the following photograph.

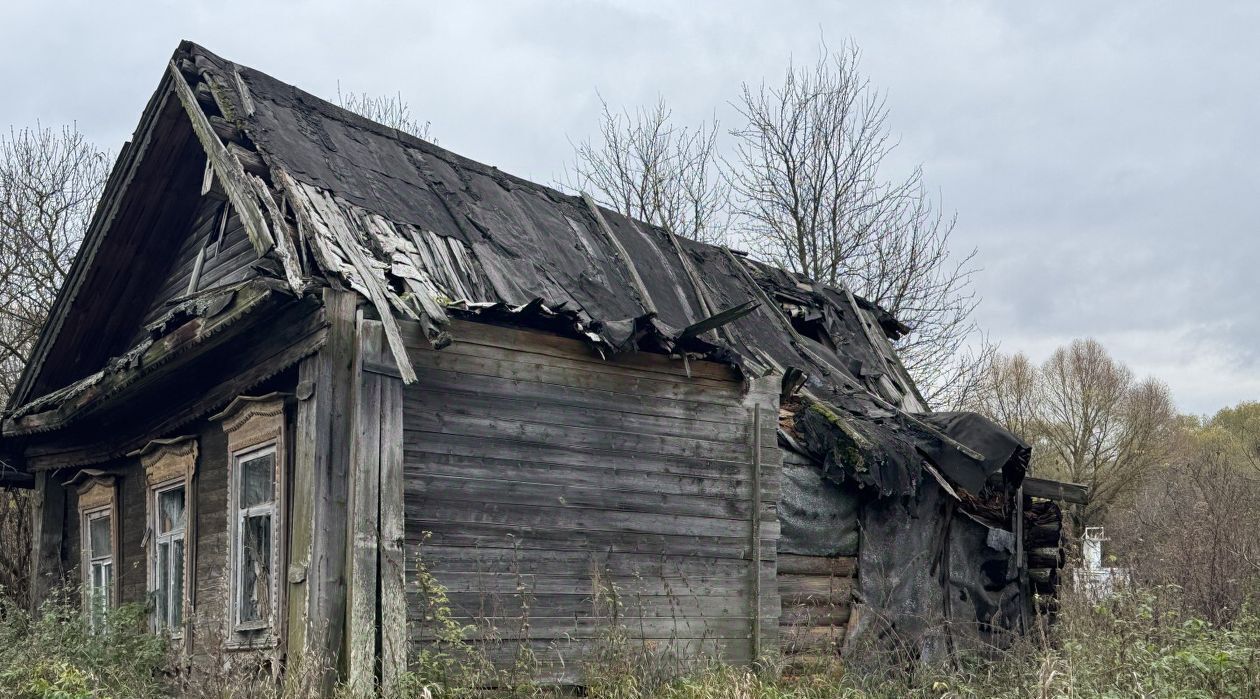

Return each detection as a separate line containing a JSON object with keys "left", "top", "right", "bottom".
{"left": 0, "top": 124, "right": 109, "bottom": 406}
{"left": 564, "top": 96, "right": 730, "bottom": 246}
{"left": 727, "top": 39, "right": 984, "bottom": 407}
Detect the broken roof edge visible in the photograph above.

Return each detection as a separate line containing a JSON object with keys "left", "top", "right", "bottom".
{"left": 1, "top": 278, "right": 296, "bottom": 437}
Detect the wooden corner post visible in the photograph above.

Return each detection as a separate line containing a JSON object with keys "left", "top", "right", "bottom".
{"left": 745, "top": 374, "right": 782, "bottom": 666}
{"left": 288, "top": 289, "right": 357, "bottom": 689}
{"left": 29, "top": 470, "right": 67, "bottom": 611}
{"left": 345, "top": 317, "right": 406, "bottom": 696}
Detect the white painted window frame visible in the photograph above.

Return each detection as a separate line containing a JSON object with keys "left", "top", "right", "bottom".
{"left": 230, "top": 443, "right": 278, "bottom": 634}
{"left": 212, "top": 393, "right": 288, "bottom": 650}
{"left": 82, "top": 505, "right": 114, "bottom": 632}
{"left": 151, "top": 480, "right": 187, "bottom": 637}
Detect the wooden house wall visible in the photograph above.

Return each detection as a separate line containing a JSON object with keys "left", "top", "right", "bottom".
{"left": 55, "top": 457, "right": 145, "bottom": 605}
{"left": 400, "top": 320, "right": 781, "bottom": 682}
{"left": 187, "top": 417, "right": 231, "bottom": 653}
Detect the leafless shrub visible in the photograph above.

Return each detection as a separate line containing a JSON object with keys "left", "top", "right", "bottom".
{"left": 0, "top": 488, "right": 31, "bottom": 608}
{"left": 1111, "top": 444, "right": 1260, "bottom": 625}
{"left": 566, "top": 96, "right": 730, "bottom": 246}
{"left": 335, "top": 84, "right": 434, "bottom": 142}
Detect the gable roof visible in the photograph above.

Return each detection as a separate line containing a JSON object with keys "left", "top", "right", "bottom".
{"left": 7, "top": 41, "right": 1026, "bottom": 496}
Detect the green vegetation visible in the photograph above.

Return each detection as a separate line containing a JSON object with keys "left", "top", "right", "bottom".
{"left": 4, "top": 578, "right": 1256, "bottom": 698}
{"left": 0, "top": 590, "right": 167, "bottom": 699}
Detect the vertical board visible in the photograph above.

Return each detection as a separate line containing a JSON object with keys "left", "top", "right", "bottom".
{"left": 346, "top": 314, "right": 383, "bottom": 695}
{"left": 29, "top": 471, "right": 67, "bottom": 610}
{"left": 379, "top": 371, "right": 407, "bottom": 692}
{"left": 401, "top": 319, "right": 781, "bottom": 684}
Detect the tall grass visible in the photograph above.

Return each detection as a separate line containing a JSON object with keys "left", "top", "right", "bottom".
{"left": 3, "top": 575, "right": 1257, "bottom": 698}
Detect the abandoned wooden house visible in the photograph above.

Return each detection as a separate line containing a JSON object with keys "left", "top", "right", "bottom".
{"left": 0, "top": 42, "right": 1080, "bottom": 690}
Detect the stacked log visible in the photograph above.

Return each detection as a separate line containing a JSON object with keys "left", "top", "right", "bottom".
{"left": 1024, "top": 499, "right": 1066, "bottom": 616}
{"left": 778, "top": 553, "right": 855, "bottom": 671}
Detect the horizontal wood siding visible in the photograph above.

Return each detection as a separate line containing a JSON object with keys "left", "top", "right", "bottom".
{"left": 137, "top": 198, "right": 256, "bottom": 334}
{"left": 777, "top": 553, "right": 856, "bottom": 657}
{"left": 402, "top": 320, "right": 779, "bottom": 683}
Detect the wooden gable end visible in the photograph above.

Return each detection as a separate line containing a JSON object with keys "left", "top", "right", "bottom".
{"left": 13, "top": 72, "right": 251, "bottom": 406}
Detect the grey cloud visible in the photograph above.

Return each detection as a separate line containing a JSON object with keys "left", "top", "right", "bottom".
{"left": 2, "top": 0, "right": 1257, "bottom": 414}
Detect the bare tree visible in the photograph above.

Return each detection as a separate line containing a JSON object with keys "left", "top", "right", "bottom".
{"left": 335, "top": 84, "right": 434, "bottom": 142}
{"left": 566, "top": 96, "right": 730, "bottom": 245}
{"left": 0, "top": 124, "right": 109, "bottom": 405}
{"left": 973, "top": 340, "right": 1178, "bottom": 526}
{"left": 0, "top": 123, "right": 106, "bottom": 607}
{"left": 0, "top": 489, "right": 30, "bottom": 605}
{"left": 1112, "top": 435, "right": 1260, "bottom": 625}
{"left": 968, "top": 351, "right": 1044, "bottom": 441}
{"left": 727, "top": 39, "right": 983, "bottom": 407}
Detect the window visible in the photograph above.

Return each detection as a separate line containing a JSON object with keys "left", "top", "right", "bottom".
{"left": 153, "top": 484, "right": 187, "bottom": 634}
{"left": 77, "top": 476, "right": 117, "bottom": 632}
{"left": 84, "top": 507, "right": 114, "bottom": 630}
{"left": 233, "top": 446, "right": 276, "bottom": 629}
{"left": 212, "top": 393, "right": 287, "bottom": 646}
{"left": 136, "top": 436, "right": 197, "bottom": 639}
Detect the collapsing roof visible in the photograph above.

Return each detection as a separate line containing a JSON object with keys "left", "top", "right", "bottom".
{"left": 169, "top": 41, "right": 1024, "bottom": 496}
{"left": 5, "top": 41, "right": 1032, "bottom": 659}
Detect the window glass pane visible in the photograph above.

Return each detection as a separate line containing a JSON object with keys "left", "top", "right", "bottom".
{"left": 240, "top": 453, "right": 275, "bottom": 508}
{"left": 91, "top": 564, "right": 105, "bottom": 628}
{"left": 158, "top": 487, "right": 185, "bottom": 533}
{"left": 89, "top": 515, "right": 111, "bottom": 559}
{"left": 239, "top": 513, "right": 272, "bottom": 623}
{"left": 156, "top": 542, "right": 169, "bottom": 627}
{"left": 171, "top": 538, "right": 185, "bottom": 629}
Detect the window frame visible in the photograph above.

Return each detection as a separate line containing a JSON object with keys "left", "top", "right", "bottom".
{"left": 151, "top": 481, "right": 188, "bottom": 637}
{"left": 230, "top": 443, "right": 278, "bottom": 633}
{"left": 77, "top": 477, "right": 117, "bottom": 633}
{"left": 136, "top": 436, "right": 198, "bottom": 642}
{"left": 212, "top": 393, "right": 289, "bottom": 649}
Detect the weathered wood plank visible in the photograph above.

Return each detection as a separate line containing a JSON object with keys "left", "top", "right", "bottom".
{"left": 167, "top": 60, "right": 273, "bottom": 255}
{"left": 403, "top": 388, "right": 747, "bottom": 444}
{"left": 379, "top": 367, "right": 407, "bottom": 693}
{"left": 777, "top": 555, "right": 857, "bottom": 578}
{"left": 29, "top": 471, "right": 67, "bottom": 610}
{"left": 1023, "top": 476, "right": 1089, "bottom": 504}
{"left": 439, "top": 318, "right": 737, "bottom": 381}
{"left": 778, "top": 575, "right": 852, "bottom": 607}
{"left": 431, "top": 334, "right": 737, "bottom": 390}
{"left": 346, "top": 312, "right": 382, "bottom": 696}
{"left": 407, "top": 524, "right": 778, "bottom": 562}
{"left": 402, "top": 451, "right": 756, "bottom": 500}
{"left": 405, "top": 349, "right": 743, "bottom": 406}
{"left": 405, "top": 366, "right": 749, "bottom": 426}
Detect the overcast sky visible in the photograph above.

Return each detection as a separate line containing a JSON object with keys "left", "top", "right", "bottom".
{"left": 4, "top": 1, "right": 1257, "bottom": 415}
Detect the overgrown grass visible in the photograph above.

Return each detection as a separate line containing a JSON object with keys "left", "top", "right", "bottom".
{"left": 3, "top": 580, "right": 1257, "bottom": 698}
{"left": 0, "top": 588, "right": 167, "bottom": 699}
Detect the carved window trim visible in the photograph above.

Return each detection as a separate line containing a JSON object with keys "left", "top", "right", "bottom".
{"left": 77, "top": 476, "right": 118, "bottom": 632}
{"left": 135, "top": 437, "right": 198, "bottom": 639}
{"left": 211, "top": 394, "right": 288, "bottom": 649}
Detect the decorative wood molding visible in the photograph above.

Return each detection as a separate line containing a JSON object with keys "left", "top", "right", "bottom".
{"left": 213, "top": 393, "right": 287, "bottom": 447}
{"left": 133, "top": 436, "right": 199, "bottom": 487}
{"left": 76, "top": 477, "right": 116, "bottom": 512}
{"left": 76, "top": 475, "right": 119, "bottom": 609}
